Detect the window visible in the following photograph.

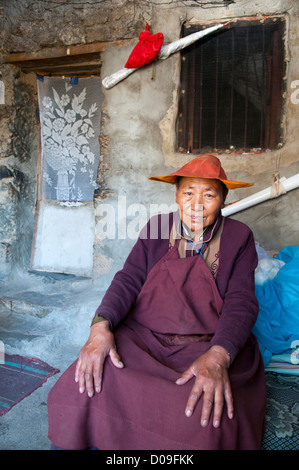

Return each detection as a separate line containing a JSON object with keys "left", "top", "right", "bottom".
{"left": 177, "top": 17, "right": 286, "bottom": 153}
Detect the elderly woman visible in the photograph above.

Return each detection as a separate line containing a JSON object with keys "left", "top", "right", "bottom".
{"left": 48, "top": 154, "right": 266, "bottom": 450}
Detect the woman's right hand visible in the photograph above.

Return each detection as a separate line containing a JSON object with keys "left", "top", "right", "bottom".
{"left": 74, "top": 320, "right": 124, "bottom": 397}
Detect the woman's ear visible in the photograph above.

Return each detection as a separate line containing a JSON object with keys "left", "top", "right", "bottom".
{"left": 175, "top": 177, "right": 180, "bottom": 203}
{"left": 221, "top": 187, "right": 228, "bottom": 208}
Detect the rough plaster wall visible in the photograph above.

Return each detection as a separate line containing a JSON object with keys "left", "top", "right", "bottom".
{"left": 0, "top": 62, "right": 39, "bottom": 277}
{"left": 0, "top": 0, "right": 298, "bottom": 280}
{"left": 95, "top": 43, "right": 179, "bottom": 274}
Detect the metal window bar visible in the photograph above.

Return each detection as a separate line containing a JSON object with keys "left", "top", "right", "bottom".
{"left": 244, "top": 28, "right": 249, "bottom": 148}
{"left": 260, "top": 23, "right": 265, "bottom": 149}
{"left": 199, "top": 45, "right": 203, "bottom": 150}
{"left": 229, "top": 27, "right": 235, "bottom": 147}
{"left": 214, "top": 35, "right": 219, "bottom": 149}
{"left": 187, "top": 45, "right": 196, "bottom": 150}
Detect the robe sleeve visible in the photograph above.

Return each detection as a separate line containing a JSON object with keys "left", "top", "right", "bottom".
{"left": 92, "top": 213, "right": 171, "bottom": 330}
{"left": 210, "top": 224, "right": 259, "bottom": 363}
{"left": 93, "top": 235, "right": 149, "bottom": 330}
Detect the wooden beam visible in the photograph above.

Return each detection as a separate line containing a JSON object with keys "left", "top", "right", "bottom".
{"left": 14, "top": 55, "right": 102, "bottom": 76}
{"left": 16, "top": 54, "right": 102, "bottom": 68}
{"left": 3, "top": 38, "right": 136, "bottom": 65}
{"left": 36, "top": 70, "right": 102, "bottom": 77}
{"left": 187, "top": 14, "right": 284, "bottom": 26}
{"left": 34, "top": 67, "right": 102, "bottom": 77}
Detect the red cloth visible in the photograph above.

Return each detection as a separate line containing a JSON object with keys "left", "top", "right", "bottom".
{"left": 48, "top": 224, "right": 266, "bottom": 450}
{"left": 125, "top": 24, "right": 164, "bottom": 69}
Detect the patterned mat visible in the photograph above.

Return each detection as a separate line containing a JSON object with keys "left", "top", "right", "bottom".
{"left": 262, "top": 372, "right": 299, "bottom": 450}
{"left": 0, "top": 354, "right": 59, "bottom": 417}
{"left": 1, "top": 354, "right": 297, "bottom": 449}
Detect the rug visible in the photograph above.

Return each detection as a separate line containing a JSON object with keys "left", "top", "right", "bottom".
{"left": 0, "top": 353, "right": 59, "bottom": 417}
{"left": 262, "top": 372, "right": 299, "bottom": 450}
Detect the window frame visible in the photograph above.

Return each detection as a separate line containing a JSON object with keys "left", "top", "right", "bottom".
{"left": 177, "top": 17, "right": 286, "bottom": 154}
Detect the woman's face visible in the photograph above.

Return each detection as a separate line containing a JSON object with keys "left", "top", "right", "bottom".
{"left": 176, "top": 177, "right": 227, "bottom": 233}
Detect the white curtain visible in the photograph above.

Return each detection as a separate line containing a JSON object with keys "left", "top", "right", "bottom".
{"left": 37, "top": 76, "right": 102, "bottom": 202}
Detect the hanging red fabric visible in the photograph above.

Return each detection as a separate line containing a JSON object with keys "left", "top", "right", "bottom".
{"left": 125, "top": 24, "right": 164, "bottom": 69}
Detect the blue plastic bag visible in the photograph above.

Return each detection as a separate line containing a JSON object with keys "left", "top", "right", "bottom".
{"left": 252, "top": 245, "right": 299, "bottom": 366}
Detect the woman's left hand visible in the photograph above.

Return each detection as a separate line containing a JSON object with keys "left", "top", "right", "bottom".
{"left": 176, "top": 345, "right": 234, "bottom": 428}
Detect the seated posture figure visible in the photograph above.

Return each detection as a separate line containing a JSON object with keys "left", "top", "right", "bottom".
{"left": 48, "top": 154, "right": 266, "bottom": 450}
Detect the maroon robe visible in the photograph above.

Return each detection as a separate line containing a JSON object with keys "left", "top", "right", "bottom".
{"left": 47, "top": 214, "right": 266, "bottom": 450}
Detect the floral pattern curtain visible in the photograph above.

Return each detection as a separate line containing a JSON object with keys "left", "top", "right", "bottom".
{"left": 37, "top": 76, "right": 102, "bottom": 202}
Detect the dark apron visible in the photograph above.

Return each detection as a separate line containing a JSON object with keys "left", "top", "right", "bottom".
{"left": 48, "top": 239, "right": 266, "bottom": 450}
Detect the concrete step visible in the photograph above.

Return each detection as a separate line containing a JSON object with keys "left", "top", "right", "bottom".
{"left": 0, "top": 291, "right": 65, "bottom": 317}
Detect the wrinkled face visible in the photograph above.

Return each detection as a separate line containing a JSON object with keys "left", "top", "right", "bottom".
{"left": 176, "top": 177, "right": 227, "bottom": 233}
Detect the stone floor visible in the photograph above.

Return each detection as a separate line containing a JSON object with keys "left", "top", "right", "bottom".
{"left": 0, "top": 270, "right": 107, "bottom": 450}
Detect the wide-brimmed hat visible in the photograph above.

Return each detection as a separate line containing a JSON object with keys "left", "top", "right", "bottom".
{"left": 148, "top": 154, "right": 253, "bottom": 189}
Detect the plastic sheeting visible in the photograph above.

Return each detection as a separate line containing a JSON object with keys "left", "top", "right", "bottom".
{"left": 253, "top": 245, "right": 299, "bottom": 369}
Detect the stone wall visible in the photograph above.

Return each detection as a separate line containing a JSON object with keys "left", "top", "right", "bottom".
{"left": 0, "top": 0, "right": 298, "bottom": 280}
{"left": 0, "top": 62, "right": 39, "bottom": 277}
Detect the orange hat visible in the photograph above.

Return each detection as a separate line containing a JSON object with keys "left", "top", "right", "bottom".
{"left": 148, "top": 154, "right": 253, "bottom": 189}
